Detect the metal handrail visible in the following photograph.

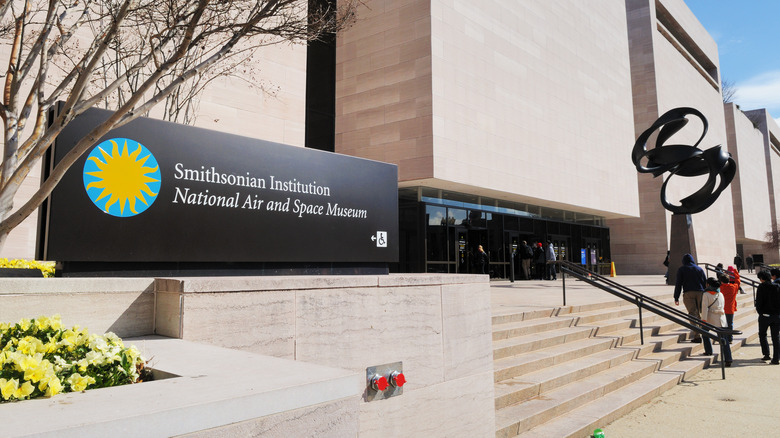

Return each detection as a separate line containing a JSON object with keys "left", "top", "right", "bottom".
{"left": 698, "top": 262, "right": 758, "bottom": 305}
{"left": 558, "top": 260, "right": 737, "bottom": 379}
{"left": 754, "top": 263, "right": 772, "bottom": 274}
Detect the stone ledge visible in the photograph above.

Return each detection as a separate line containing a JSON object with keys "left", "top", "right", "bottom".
{"left": 1, "top": 336, "right": 362, "bottom": 437}
{"left": 155, "top": 273, "right": 485, "bottom": 293}
{"left": 0, "top": 278, "right": 155, "bottom": 294}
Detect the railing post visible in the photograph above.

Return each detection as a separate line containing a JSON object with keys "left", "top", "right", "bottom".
{"left": 562, "top": 266, "right": 566, "bottom": 306}
{"left": 510, "top": 252, "right": 515, "bottom": 282}
{"left": 720, "top": 338, "right": 726, "bottom": 380}
{"left": 638, "top": 298, "right": 644, "bottom": 345}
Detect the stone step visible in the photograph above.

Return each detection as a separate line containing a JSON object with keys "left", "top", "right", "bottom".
{"left": 494, "top": 302, "right": 760, "bottom": 436}
{"left": 493, "top": 326, "right": 598, "bottom": 361}
{"left": 495, "top": 359, "right": 662, "bottom": 437}
{"left": 494, "top": 347, "right": 639, "bottom": 410}
{"left": 494, "top": 294, "right": 757, "bottom": 382}
{"left": 497, "top": 316, "right": 760, "bottom": 437}
{"left": 494, "top": 337, "right": 618, "bottom": 383}
{"left": 494, "top": 328, "right": 688, "bottom": 405}
{"left": 492, "top": 291, "right": 673, "bottom": 326}
{"left": 492, "top": 308, "right": 561, "bottom": 326}
{"left": 512, "top": 362, "right": 695, "bottom": 438}
{"left": 492, "top": 286, "right": 753, "bottom": 328}
{"left": 492, "top": 316, "right": 578, "bottom": 341}
{"left": 512, "top": 326, "right": 760, "bottom": 438}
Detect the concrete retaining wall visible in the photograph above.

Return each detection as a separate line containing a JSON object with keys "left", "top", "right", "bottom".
{"left": 0, "top": 274, "right": 495, "bottom": 436}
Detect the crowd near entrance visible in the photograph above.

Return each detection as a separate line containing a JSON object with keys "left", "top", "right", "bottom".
{"left": 395, "top": 188, "right": 611, "bottom": 278}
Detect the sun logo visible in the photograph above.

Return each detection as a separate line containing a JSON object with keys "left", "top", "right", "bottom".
{"left": 83, "top": 138, "right": 161, "bottom": 217}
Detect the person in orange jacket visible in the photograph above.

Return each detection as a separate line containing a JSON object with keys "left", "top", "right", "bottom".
{"left": 720, "top": 267, "right": 741, "bottom": 343}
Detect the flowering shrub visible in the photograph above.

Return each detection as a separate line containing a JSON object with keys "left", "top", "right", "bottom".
{"left": 0, "top": 315, "right": 146, "bottom": 403}
{"left": 0, "top": 258, "right": 56, "bottom": 278}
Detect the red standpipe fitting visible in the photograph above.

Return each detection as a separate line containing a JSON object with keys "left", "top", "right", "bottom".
{"left": 389, "top": 371, "right": 406, "bottom": 387}
{"left": 370, "top": 375, "right": 388, "bottom": 391}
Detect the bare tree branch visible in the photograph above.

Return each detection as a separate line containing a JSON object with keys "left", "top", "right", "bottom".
{"left": 721, "top": 78, "right": 737, "bottom": 104}
{"left": 0, "top": 0, "right": 359, "bottom": 245}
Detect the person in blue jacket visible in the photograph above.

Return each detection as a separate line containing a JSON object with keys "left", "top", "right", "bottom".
{"left": 673, "top": 253, "right": 707, "bottom": 343}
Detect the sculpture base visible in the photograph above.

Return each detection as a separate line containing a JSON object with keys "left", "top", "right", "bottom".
{"left": 667, "top": 213, "right": 697, "bottom": 285}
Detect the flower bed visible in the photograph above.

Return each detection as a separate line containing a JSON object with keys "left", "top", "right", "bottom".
{"left": 0, "top": 315, "right": 147, "bottom": 402}
{"left": 0, "top": 259, "right": 55, "bottom": 277}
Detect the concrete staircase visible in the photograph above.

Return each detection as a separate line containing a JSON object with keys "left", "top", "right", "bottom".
{"left": 493, "top": 290, "right": 759, "bottom": 438}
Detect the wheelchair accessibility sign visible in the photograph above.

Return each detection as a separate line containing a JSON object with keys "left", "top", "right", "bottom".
{"left": 371, "top": 231, "right": 387, "bottom": 248}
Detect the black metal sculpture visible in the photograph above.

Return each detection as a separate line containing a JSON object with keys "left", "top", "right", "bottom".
{"left": 632, "top": 107, "right": 736, "bottom": 214}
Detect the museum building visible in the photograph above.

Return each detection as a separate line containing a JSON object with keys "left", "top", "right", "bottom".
{"left": 2, "top": 0, "right": 780, "bottom": 275}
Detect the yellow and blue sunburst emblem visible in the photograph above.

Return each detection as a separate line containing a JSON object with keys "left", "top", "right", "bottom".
{"left": 83, "top": 138, "right": 161, "bottom": 217}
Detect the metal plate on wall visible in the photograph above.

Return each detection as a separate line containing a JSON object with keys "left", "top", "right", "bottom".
{"left": 365, "top": 361, "right": 403, "bottom": 402}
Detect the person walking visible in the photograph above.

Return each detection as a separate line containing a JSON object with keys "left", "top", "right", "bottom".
{"left": 719, "top": 271, "right": 739, "bottom": 344}
{"left": 673, "top": 253, "right": 707, "bottom": 343}
{"left": 746, "top": 256, "right": 754, "bottom": 273}
{"left": 733, "top": 254, "right": 743, "bottom": 272}
{"left": 755, "top": 270, "right": 780, "bottom": 364}
{"left": 701, "top": 277, "right": 732, "bottom": 366}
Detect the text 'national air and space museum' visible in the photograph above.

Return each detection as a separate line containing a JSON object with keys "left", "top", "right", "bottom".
{"left": 4, "top": 0, "right": 780, "bottom": 276}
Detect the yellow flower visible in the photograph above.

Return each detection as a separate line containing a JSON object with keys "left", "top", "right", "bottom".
{"left": 67, "top": 373, "right": 95, "bottom": 392}
{"left": 24, "top": 359, "right": 52, "bottom": 383}
{"left": 90, "top": 334, "right": 109, "bottom": 352}
{"left": 17, "top": 336, "right": 45, "bottom": 355}
{"left": 34, "top": 316, "right": 50, "bottom": 331}
{"left": 48, "top": 315, "right": 63, "bottom": 330}
{"left": 16, "top": 352, "right": 43, "bottom": 372}
{"left": 0, "top": 378, "right": 18, "bottom": 400}
{"left": 44, "top": 376, "right": 62, "bottom": 397}
{"left": 125, "top": 345, "right": 141, "bottom": 363}
{"left": 15, "top": 381, "right": 34, "bottom": 399}
{"left": 59, "top": 330, "right": 77, "bottom": 350}
{"left": 85, "top": 350, "right": 104, "bottom": 366}
{"left": 43, "top": 341, "right": 58, "bottom": 354}
{"left": 18, "top": 318, "right": 31, "bottom": 331}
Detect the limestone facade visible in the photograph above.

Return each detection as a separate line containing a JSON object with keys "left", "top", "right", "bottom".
{"left": 336, "top": 0, "right": 638, "bottom": 216}
{"left": 608, "top": 0, "right": 738, "bottom": 273}
{"left": 2, "top": 0, "right": 779, "bottom": 275}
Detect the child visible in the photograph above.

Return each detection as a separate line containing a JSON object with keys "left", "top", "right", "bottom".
{"left": 701, "top": 277, "right": 733, "bottom": 366}
{"left": 719, "top": 271, "right": 740, "bottom": 343}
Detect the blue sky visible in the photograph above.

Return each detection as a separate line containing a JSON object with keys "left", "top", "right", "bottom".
{"left": 684, "top": 0, "right": 780, "bottom": 124}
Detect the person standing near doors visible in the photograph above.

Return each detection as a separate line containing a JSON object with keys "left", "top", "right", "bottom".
{"left": 545, "top": 240, "right": 557, "bottom": 280}
{"left": 477, "top": 245, "right": 489, "bottom": 276}
{"left": 520, "top": 240, "right": 533, "bottom": 280}
{"left": 533, "top": 242, "right": 546, "bottom": 280}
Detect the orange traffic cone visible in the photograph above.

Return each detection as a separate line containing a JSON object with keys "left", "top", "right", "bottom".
{"left": 610, "top": 262, "right": 617, "bottom": 277}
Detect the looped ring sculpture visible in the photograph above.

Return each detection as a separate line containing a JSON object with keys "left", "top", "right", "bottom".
{"left": 631, "top": 107, "right": 736, "bottom": 215}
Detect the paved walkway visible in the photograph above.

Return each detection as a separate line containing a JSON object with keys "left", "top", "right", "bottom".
{"left": 491, "top": 274, "right": 680, "bottom": 318}
{"left": 490, "top": 272, "right": 779, "bottom": 437}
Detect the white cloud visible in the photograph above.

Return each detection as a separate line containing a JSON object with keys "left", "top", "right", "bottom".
{"left": 734, "top": 71, "right": 780, "bottom": 118}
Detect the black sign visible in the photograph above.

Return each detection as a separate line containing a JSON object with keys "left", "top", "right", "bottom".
{"left": 41, "top": 109, "right": 398, "bottom": 264}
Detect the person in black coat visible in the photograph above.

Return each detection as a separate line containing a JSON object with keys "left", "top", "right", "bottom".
{"left": 533, "top": 242, "right": 546, "bottom": 280}
{"left": 519, "top": 240, "right": 533, "bottom": 280}
{"left": 756, "top": 270, "right": 780, "bottom": 364}
{"left": 673, "top": 253, "right": 706, "bottom": 343}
